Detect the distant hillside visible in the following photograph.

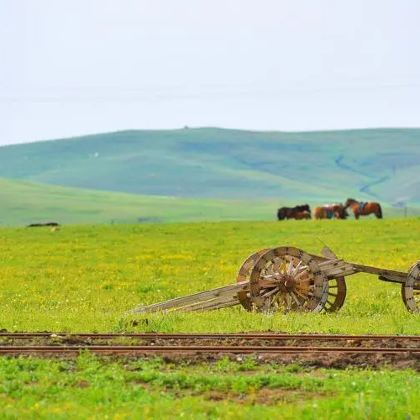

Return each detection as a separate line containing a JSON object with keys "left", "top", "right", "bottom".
{"left": 0, "top": 128, "right": 419, "bottom": 206}
{"left": 0, "top": 178, "right": 417, "bottom": 226}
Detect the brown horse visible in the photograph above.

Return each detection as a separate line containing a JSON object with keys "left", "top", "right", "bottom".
{"left": 314, "top": 204, "right": 348, "bottom": 220}
{"left": 344, "top": 198, "right": 382, "bottom": 219}
{"left": 294, "top": 210, "right": 311, "bottom": 220}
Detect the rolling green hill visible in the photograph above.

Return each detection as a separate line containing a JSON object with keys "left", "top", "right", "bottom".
{"left": 0, "top": 178, "right": 284, "bottom": 226}
{"left": 1, "top": 178, "right": 416, "bottom": 226}
{"left": 0, "top": 128, "right": 419, "bottom": 209}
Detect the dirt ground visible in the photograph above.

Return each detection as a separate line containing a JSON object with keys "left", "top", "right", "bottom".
{"left": 1, "top": 333, "right": 419, "bottom": 369}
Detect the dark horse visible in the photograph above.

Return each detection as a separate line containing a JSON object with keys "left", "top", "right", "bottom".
{"left": 344, "top": 198, "right": 382, "bottom": 219}
{"left": 277, "top": 204, "right": 311, "bottom": 220}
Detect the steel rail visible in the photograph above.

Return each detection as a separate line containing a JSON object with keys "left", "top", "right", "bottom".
{"left": 0, "top": 345, "right": 418, "bottom": 355}
{"left": 1, "top": 332, "right": 419, "bottom": 340}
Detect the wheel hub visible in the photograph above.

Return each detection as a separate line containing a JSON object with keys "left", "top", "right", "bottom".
{"left": 275, "top": 273, "right": 296, "bottom": 292}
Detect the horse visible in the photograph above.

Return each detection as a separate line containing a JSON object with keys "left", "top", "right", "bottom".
{"left": 334, "top": 204, "right": 349, "bottom": 219}
{"left": 344, "top": 198, "right": 382, "bottom": 219}
{"left": 277, "top": 204, "right": 311, "bottom": 220}
{"left": 294, "top": 210, "right": 311, "bottom": 220}
{"left": 314, "top": 204, "right": 348, "bottom": 220}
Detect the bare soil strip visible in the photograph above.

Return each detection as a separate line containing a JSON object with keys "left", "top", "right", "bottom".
{"left": 1, "top": 332, "right": 419, "bottom": 340}
{"left": 0, "top": 332, "right": 418, "bottom": 369}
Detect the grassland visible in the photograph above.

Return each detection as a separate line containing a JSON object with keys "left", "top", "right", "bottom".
{"left": 0, "top": 356, "right": 419, "bottom": 419}
{"left": 0, "top": 219, "right": 419, "bottom": 418}
{"left": 0, "top": 177, "right": 417, "bottom": 227}
{"left": 1, "top": 128, "right": 419, "bottom": 207}
{"left": 1, "top": 218, "right": 418, "bottom": 333}
{"left": 0, "top": 177, "right": 281, "bottom": 226}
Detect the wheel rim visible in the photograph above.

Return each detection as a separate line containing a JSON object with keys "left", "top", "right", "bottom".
{"left": 248, "top": 247, "right": 328, "bottom": 313}
{"left": 324, "top": 277, "right": 347, "bottom": 312}
{"left": 236, "top": 249, "right": 270, "bottom": 283}
{"left": 236, "top": 248, "right": 270, "bottom": 310}
{"left": 402, "top": 261, "right": 420, "bottom": 313}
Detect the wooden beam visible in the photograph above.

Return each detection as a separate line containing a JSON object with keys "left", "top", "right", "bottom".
{"left": 130, "top": 282, "right": 248, "bottom": 314}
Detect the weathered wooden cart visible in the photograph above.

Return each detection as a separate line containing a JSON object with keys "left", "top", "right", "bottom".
{"left": 132, "top": 247, "right": 420, "bottom": 314}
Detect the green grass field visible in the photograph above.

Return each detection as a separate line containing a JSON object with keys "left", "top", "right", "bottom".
{"left": 1, "top": 128, "right": 419, "bottom": 206}
{"left": 1, "top": 219, "right": 419, "bottom": 333}
{"left": 0, "top": 219, "right": 419, "bottom": 417}
{"left": 0, "top": 177, "right": 418, "bottom": 227}
{"left": 1, "top": 356, "right": 419, "bottom": 419}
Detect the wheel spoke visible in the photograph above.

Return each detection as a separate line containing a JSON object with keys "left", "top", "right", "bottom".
{"left": 290, "top": 291, "right": 302, "bottom": 307}
{"left": 278, "top": 261, "right": 287, "bottom": 273}
{"left": 295, "top": 270, "right": 309, "bottom": 281}
{"left": 292, "top": 261, "right": 302, "bottom": 275}
{"left": 262, "top": 287, "right": 280, "bottom": 298}
{"left": 287, "top": 294, "right": 293, "bottom": 311}
{"left": 294, "top": 289, "right": 308, "bottom": 300}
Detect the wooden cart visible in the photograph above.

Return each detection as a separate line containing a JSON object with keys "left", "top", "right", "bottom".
{"left": 132, "top": 247, "right": 420, "bottom": 314}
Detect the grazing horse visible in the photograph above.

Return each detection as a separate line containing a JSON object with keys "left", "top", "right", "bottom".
{"left": 294, "top": 210, "right": 311, "bottom": 220}
{"left": 277, "top": 204, "right": 311, "bottom": 220}
{"left": 314, "top": 204, "right": 348, "bottom": 220}
{"left": 344, "top": 198, "right": 382, "bottom": 219}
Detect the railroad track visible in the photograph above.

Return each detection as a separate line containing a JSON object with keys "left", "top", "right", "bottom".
{"left": 1, "top": 332, "right": 420, "bottom": 340}
{"left": 0, "top": 333, "right": 418, "bottom": 357}
{"left": 0, "top": 345, "right": 418, "bottom": 355}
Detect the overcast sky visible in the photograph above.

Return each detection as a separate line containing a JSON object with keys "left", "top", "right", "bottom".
{"left": 1, "top": 0, "right": 420, "bottom": 145}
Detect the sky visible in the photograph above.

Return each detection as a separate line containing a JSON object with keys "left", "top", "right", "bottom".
{"left": 1, "top": 0, "right": 420, "bottom": 145}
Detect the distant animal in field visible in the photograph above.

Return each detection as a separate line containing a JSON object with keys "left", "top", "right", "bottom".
{"left": 27, "top": 222, "right": 60, "bottom": 228}
{"left": 277, "top": 204, "right": 311, "bottom": 220}
{"left": 314, "top": 204, "right": 348, "bottom": 220}
{"left": 294, "top": 210, "right": 311, "bottom": 220}
{"left": 344, "top": 198, "right": 382, "bottom": 219}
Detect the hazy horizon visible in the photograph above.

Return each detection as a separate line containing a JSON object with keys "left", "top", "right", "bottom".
{"left": 2, "top": 0, "right": 420, "bottom": 145}
{"left": 2, "top": 125, "right": 420, "bottom": 148}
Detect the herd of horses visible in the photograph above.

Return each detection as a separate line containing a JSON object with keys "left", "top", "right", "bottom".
{"left": 277, "top": 198, "right": 383, "bottom": 220}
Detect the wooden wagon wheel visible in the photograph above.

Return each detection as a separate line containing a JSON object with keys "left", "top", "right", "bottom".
{"left": 401, "top": 261, "right": 420, "bottom": 313}
{"left": 324, "top": 277, "right": 347, "bottom": 312}
{"left": 236, "top": 248, "right": 270, "bottom": 310}
{"left": 319, "top": 247, "right": 347, "bottom": 312}
{"left": 246, "top": 247, "right": 328, "bottom": 313}
{"left": 236, "top": 248, "right": 270, "bottom": 283}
